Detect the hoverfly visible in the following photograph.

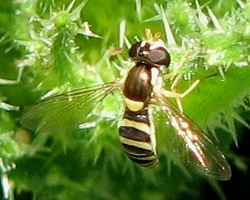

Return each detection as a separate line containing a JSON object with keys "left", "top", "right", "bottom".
{"left": 21, "top": 30, "right": 231, "bottom": 180}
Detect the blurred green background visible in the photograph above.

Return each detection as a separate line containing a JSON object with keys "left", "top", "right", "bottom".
{"left": 0, "top": 0, "right": 250, "bottom": 199}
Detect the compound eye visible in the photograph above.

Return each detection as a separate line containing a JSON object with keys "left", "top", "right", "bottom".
{"left": 146, "top": 47, "right": 171, "bottom": 67}
{"left": 129, "top": 41, "right": 171, "bottom": 67}
{"left": 129, "top": 42, "right": 143, "bottom": 58}
{"left": 129, "top": 42, "right": 151, "bottom": 58}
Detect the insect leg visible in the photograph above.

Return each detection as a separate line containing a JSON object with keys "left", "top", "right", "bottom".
{"left": 162, "top": 78, "right": 200, "bottom": 113}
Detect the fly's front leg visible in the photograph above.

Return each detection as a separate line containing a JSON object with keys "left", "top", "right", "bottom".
{"left": 171, "top": 51, "right": 196, "bottom": 77}
{"left": 162, "top": 49, "right": 200, "bottom": 112}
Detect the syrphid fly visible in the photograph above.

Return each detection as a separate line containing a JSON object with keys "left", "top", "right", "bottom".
{"left": 21, "top": 29, "right": 231, "bottom": 180}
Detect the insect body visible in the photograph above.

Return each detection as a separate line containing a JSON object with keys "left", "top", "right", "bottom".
{"left": 21, "top": 32, "right": 231, "bottom": 180}
{"left": 119, "top": 41, "right": 171, "bottom": 167}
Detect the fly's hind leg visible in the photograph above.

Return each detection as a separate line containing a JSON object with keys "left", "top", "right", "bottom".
{"left": 165, "top": 71, "right": 218, "bottom": 112}
{"left": 162, "top": 77, "right": 200, "bottom": 113}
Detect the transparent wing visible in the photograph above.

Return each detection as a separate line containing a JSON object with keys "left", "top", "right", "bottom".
{"left": 21, "top": 82, "right": 121, "bottom": 134}
{"left": 154, "top": 94, "right": 231, "bottom": 180}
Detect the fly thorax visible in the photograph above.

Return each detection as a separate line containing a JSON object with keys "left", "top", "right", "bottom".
{"left": 123, "top": 64, "right": 153, "bottom": 112}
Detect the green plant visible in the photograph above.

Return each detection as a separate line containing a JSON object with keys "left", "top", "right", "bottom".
{"left": 0, "top": 0, "right": 249, "bottom": 199}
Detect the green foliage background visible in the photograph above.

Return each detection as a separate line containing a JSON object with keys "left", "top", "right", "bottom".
{"left": 0, "top": 0, "right": 250, "bottom": 199}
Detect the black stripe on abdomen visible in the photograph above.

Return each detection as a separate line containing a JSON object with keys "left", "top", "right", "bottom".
{"left": 119, "top": 107, "right": 158, "bottom": 167}
{"left": 119, "top": 126, "right": 150, "bottom": 142}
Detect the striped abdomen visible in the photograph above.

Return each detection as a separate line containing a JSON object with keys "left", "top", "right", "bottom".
{"left": 119, "top": 107, "right": 158, "bottom": 167}
{"left": 119, "top": 63, "right": 159, "bottom": 167}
